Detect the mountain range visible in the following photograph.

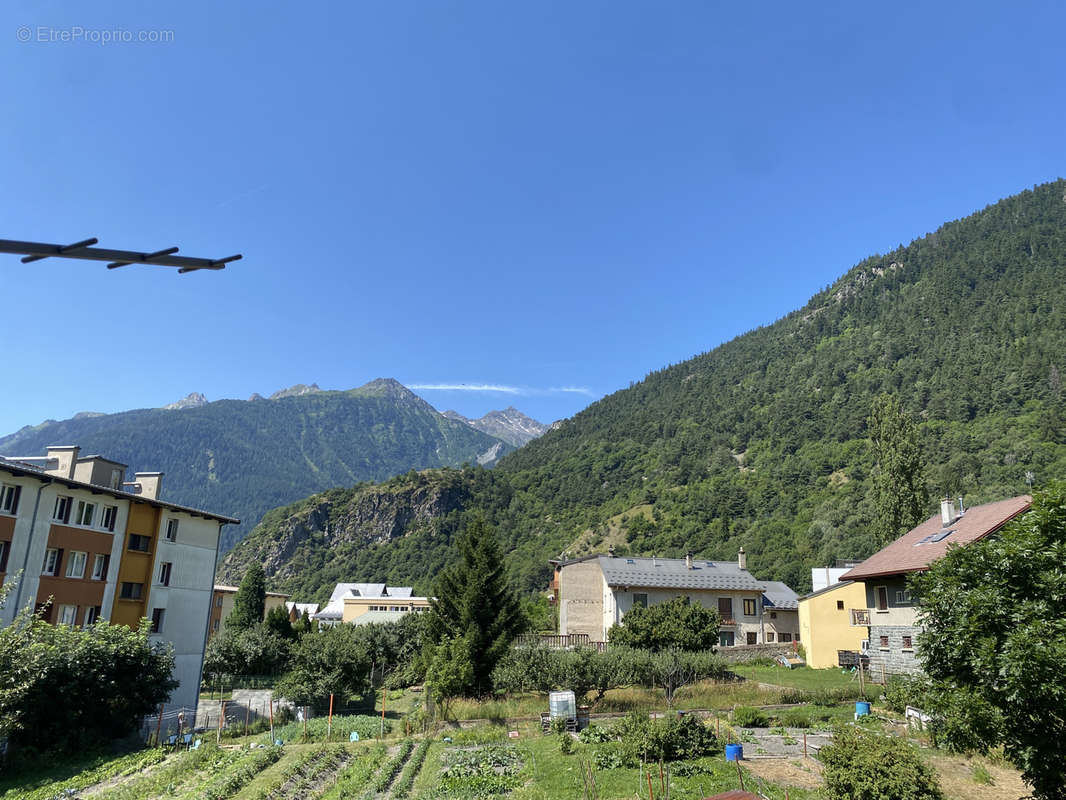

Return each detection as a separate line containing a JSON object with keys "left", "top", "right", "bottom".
{"left": 220, "top": 179, "right": 1066, "bottom": 601}
{"left": 0, "top": 379, "right": 547, "bottom": 551}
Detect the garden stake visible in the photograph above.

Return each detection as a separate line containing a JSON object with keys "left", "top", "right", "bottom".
{"left": 381, "top": 684, "right": 386, "bottom": 738}
{"left": 244, "top": 702, "right": 250, "bottom": 736}
{"left": 269, "top": 698, "right": 274, "bottom": 742}
{"left": 735, "top": 759, "right": 745, "bottom": 790}
{"left": 659, "top": 759, "right": 664, "bottom": 796}
{"left": 803, "top": 732, "right": 807, "bottom": 758}
{"left": 327, "top": 693, "right": 334, "bottom": 740}
{"left": 303, "top": 706, "right": 308, "bottom": 739}
{"left": 647, "top": 769, "right": 655, "bottom": 799}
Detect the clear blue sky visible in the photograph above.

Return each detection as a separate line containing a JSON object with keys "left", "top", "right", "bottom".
{"left": 2, "top": 1, "right": 1064, "bottom": 434}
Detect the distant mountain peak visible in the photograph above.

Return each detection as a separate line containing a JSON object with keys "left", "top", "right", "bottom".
{"left": 248, "top": 392, "right": 265, "bottom": 402}
{"left": 355, "top": 378, "right": 420, "bottom": 403}
{"left": 161, "top": 392, "right": 208, "bottom": 410}
{"left": 269, "top": 383, "right": 322, "bottom": 400}
{"left": 443, "top": 406, "right": 548, "bottom": 448}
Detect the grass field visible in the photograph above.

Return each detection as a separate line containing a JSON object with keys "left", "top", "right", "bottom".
{"left": 734, "top": 664, "right": 867, "bottom": 691}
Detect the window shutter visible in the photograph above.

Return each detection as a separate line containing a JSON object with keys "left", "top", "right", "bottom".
{"left": 0, "top": 542, "right": 9, "bottom": 573}
{"left": 10, "top": 486, "right": 20, "bottom": 514}
{"left": 55, "top": 548, "right": 64, "bottom": 573}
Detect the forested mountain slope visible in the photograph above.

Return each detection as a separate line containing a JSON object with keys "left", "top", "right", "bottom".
{"left": 0, "top": 379, "right": 511, "bottom": 550}
{"left": 225, "top": 180, "right": 1066, "bottom": 597}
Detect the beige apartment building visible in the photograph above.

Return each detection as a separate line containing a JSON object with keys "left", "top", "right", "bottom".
{"left": 208, "top": 584, "right": 291, "bottom": 638}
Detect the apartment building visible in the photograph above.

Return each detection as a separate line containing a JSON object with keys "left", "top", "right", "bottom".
{"left": 551, "top": 549, "right": 801, "bottom": 646}
{"left": 313, "top": 582, "right": 431, "bottom": 626}
{"left": 0, "top": 446, "right": 238, "bottom": 715}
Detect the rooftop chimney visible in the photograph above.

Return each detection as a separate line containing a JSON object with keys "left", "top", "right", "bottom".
{"left": 134, "top": 472, "right": 164, "bottom": 500}
{"left": 940, "top": 497, "right": 955, "bottom": 527}
{"left": 737, "top": 547, "right": 747, "bottom": 571}
{"left": 607, "top": 545, "right": 616, "bottom": 557}
{"left": 956, "top": 496, "right": 965, "bottom": 517}
{"left": 685, "top": 551, "right": 693, "bottom": 570}
{"left": 45, "top": 446, "right": 80, "bottom": 479}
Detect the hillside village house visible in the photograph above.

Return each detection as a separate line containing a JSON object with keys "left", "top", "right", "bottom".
{"left": 286, "top": 601, "right": 319, "bottom": 623}
{"left": 208, "top": 584, "right": 290, "bottom": 639}
{"left": 797, "top": 580, "right": 869, "bottom": 669}
{"left": 551, "top": 550, "right": 800, "bottom": 647}
{"left": 313, "top": 582, "right": 431, "bottom": 626}
{"left": 842, "top": 495, "right": 1031, "bottom": 676}
{"left": 0, "top": 446, "right": 238, "bottom": 717}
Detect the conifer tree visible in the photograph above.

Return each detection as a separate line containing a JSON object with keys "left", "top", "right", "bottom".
{"left": 228, "top": 563, "right": 266, "bottom": 631}
{"left": 428, "top": 514, "right": 524, "bottom": 695}
{"left": 869, "top": 394, "right": 927, "bottom": 545}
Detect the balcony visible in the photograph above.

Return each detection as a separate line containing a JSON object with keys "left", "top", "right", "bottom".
{"left": 850, "top": 608, "right": 871, "bottom": 627}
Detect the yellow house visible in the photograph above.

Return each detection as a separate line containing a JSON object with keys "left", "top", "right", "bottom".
{"left": 797, "top": 580, "right": 868, "bottom": 669}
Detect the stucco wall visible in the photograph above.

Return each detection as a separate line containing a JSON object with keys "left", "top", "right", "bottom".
{"left": 557, "top": 560, "right": 606, "bottom": 640}
{"left": 798, "top": 581, "right": 868, "bottom": 669}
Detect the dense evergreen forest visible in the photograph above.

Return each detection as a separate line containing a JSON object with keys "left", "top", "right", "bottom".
{"left": 0, "top": 379, "right": 510, "bottom": 550}
{"left": 225, "top": 179, "right": 1066, "bottom": 600}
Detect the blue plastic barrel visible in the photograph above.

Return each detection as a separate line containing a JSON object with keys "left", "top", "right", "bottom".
{"left": 725, "top": 743, "right": 743, "bottom": 761}
{"left": 855, "top": 701, "right": 871, "bottom": 717}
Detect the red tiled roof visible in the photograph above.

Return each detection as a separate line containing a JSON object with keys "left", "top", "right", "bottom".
{"left": 841, "top": 496, "right": 1031, "bottom": 581}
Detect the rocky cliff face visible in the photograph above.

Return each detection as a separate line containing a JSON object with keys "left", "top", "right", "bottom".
{"left": 161, "top": 392, "right": 209, "bottom": 410}
{"left": 218, "top": 473, "right": 472, "bottom": 586}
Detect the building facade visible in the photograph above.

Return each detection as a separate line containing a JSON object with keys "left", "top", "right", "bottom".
{"left": 552, "top": 551, "right": 800, "bottom": 647}
{"left": 797, "top": 580, "right": 869, "bottom": 669}
{"left": 0, "top": 446, "right": 237, "bottom": 716}
{"left": 313, "top": 582, "right": 431, "bottom": 626}
{"left": 842, "top": 495, "right": 1031, "bottom": 677}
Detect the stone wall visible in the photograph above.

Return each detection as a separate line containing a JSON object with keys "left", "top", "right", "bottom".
{"left": 867, "top": 624, "right": 922, "bottom": 676}
{"left": 717, "top": 643, "right": 793, "bottom": 663}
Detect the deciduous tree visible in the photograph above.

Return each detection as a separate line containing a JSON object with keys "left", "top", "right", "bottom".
{"left": 869, "top": 393, "right": 927, "bottom": 546}
{"left": 911, "top": 483, "right": 1066, "bottom": 800}
{"left": 607, "top": 596, "right": 720, "bottom": 652}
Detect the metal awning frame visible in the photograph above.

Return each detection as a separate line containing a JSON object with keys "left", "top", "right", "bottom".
{"left": 0, "top": 236, "right": 241, "bottom": 273}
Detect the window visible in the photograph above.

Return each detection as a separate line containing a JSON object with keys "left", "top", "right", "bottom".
{"left": 632, "top": 593, "right": 648, "bottom": 608}
{"left": 746, "top": 631, "right": 758, "bottom": 645}
{"left": 769, "top": 611, "right": 777, "bottom": 619}
{"left": 875, "top": 586, "right": 889, "bottom": 611}
{"left": 58, "top": 604, "right": 77, "bottom": 626}
{"left": 75, "top": 501, "right": 96, "bottom": 527}
{"left": 84, "top": 606, "right": 101, "bottom": 626}
{"left": 150, "top": 608, "right": 165, "bottom": 634}
{"left": 779, "top": 632, "right": 792, "bottom": 642}
{"left": 91, "top": 553, "right": 109, "bottom": 580}
{"left": 0, "top": 540, "right": 9, "bottom": 573}
{"left": 119, "top": 581, "right": 144, "bottom": 600}
{"left": 212, "top": 618, "right": 220, "bottom": 632}
{"left": 215, "top": 595, "right": 224, "bottom": 607}
{"left": 895, "top": 589, "right": 912, "bottom": 604}
{"left": 158, "top": 561, "right": 172, "bottom": 586}
{"left": 0, "top": 484, "right": 20, "bottom": 515}
{"left": 743, "top": 598, "right": 757, "bottom": 616}
{"left": 53, "top": 495, "right": 72, "bottom": 523}
{"left": 42, "top": 547, "right": 61, "bottom": 575}
{"left": 795, "top": 631, "right": 800, "bottom": 641}
{"left": 836, "top": 600, "right": 845, "bottom": 610}
{"left": 101, "top": 505, "right": 118, "bottom": 532}
{"left": 164, "top": 519, "right": 179, "bottom": 542}
{"left": 65, "top": 550, "right": 87, "bottom": 579}
{"left": 766, "top": 631, "right": 775, "bottom": 642}
{"left": 879, "top": 635, "right": 889, "bottom": 649}
{"left": 127, "top": 534, "right": 151, "bottom": 552}
{"left": 109, "top": 468, "right": 123, "bottom": 489}
{"left": 902, "top": 635, "right": 913, "bottom": 650}
{"left": 717, "top": 597, "right": 733, "bottom": 616}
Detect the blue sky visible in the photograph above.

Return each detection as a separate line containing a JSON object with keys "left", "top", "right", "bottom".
{"left": 2, "top": 1, "right": 1065, "bottom": 434}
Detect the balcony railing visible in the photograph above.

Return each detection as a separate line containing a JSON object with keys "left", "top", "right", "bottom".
{"left": 850, "top": 608, "right": 871, "bottom": 626}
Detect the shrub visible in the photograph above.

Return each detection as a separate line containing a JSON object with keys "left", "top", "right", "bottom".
{"left": 775, "top": 708, "right": 812, "bottom": 728}
{"left": 612, "top": 712, "right": 717, "bottom": 763}
{"left": 820, "top": 725, "right": 944, "bottom": 800}
{"left": 578, "top": 724, "right": 613, "bottom": 743}
{"left": 559, "top": 733, "right": 574, "bottom": 754}
{"left": 733, "top": 706, "right": 768, "bottom": 727}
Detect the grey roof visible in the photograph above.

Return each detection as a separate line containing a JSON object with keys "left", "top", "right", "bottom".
{"left": 758, "top": 581, "right": 800, "bottom": 610}
{"left": 315, "top": 583, "right": 417, "bottom": 619}
{"left": 286, "top": 602, "right": 319, "bottom": 616}
{"left": 597, "top": 556, "right": 763, "bottom": 591}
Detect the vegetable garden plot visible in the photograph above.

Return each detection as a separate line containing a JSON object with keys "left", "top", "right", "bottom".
{"left": 423, "top": 744, "right": 524, "bottom": 798}
{"left": 317, "top": 743, "right": 388, "bottom": 800}
{"left": 247, "top": 745, "right": 351, "bottom": 800}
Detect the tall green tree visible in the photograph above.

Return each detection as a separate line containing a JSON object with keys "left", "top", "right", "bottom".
{"left": 607, "top": 596, "right": 720, "bottom": 652}
{"left": 911, "top": 483, "right": 1066, "bottom": 800}
{"left": 428, "top": 514, "right": 524, "bottom": 695}
{"left": 869, "top": 393, "right": 927, "bottom": 546}
{"left": 228, "top": 563, "right": 266, "bottom": 631}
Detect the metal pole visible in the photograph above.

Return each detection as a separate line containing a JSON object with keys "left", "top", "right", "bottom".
{"left": 217, "top": 701, "right": 225, "bottom": 745}
{"left": 381, "top": 685, "right": 386, "bottom": 737}
{"left": 803, "top": 732, "right": 807, "bottom": 758}
{"left": 269, "top": 698, "right": 274, "bottom": 742}
{"left": 328, "top": 693, "right": 334, "bottom": 741}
